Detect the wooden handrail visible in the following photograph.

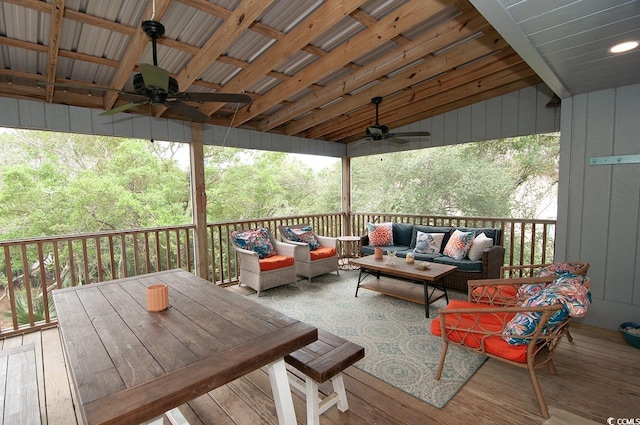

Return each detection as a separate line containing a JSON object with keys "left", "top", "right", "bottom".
{"left": 0, "top": 212, "right": 555, "bottom": 337}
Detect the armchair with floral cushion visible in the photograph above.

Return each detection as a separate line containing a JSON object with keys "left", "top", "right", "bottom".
{"left": 231, "top": 227, "right": 298, "bottom": 296}
{"left": 278, "top": 224, "right": 339, "bottom": 282}
{"left": 430, "top": 273, "right": 591, "bottom": 419}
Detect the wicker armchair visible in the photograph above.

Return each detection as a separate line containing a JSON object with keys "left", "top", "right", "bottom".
{"left": 231, "top": 228, "right": 298, "bottom": 296}
{"left": 278, "top": 224, "right": 339, "bottom": 282}
{"left": 431, "top": 276, "right": 579, "bottom": 419}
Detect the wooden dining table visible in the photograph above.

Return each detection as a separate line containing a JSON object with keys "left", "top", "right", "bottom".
{"left": 52, "top": 269, "right": 317, "bottom": 425}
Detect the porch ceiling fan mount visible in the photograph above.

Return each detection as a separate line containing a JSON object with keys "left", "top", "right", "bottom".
{"left": 362, "top": 96, "right": 431, "bottom": 144}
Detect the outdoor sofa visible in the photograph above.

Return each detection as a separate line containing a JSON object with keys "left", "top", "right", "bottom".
{"left": 360, "top": 222, "right": 505, "bottom": 292}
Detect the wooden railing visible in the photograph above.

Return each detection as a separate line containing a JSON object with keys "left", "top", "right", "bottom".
{"left": 350, "top": 213, "right": 556, "bottom": 267}
{"left": 0, "top": 212, "right": 554, "bottom": 337}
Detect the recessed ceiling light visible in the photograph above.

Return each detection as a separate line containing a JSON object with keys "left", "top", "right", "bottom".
{"left": 609, "top": 41, "right": 639, "bottom": 53}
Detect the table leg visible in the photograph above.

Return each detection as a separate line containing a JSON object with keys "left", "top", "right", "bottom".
{"left": 267, "top": 358, "right": 297, "bottom": 425}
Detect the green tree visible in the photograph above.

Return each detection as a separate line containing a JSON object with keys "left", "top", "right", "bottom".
{"left": 351, "top": 133, "right": 559, "bottom": 218}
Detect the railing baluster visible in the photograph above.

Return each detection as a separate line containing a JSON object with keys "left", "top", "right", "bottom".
{"left": 96, "top": 237, "right": 104, "bottom": 282}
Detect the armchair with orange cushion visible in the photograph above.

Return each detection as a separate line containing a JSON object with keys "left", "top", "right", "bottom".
{"left": 278, "top": 224, "right": 339, "bottom": 282}
{"left": 431, "top": 273, "right": 591, "bottom": 419}
{"left": 231, "top": 227, "right": 298, "bottom": 296}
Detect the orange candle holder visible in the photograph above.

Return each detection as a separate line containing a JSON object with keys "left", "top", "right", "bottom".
{"left": 374, "top": 247, "right": 384, "bottom": 259}
{"left": 146, "top": 284, "right": 169, "bottom": 312}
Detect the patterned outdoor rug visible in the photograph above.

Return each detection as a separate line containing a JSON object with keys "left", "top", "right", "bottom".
{"left": 248, "top": 270, "right": 487, "bottom": 408}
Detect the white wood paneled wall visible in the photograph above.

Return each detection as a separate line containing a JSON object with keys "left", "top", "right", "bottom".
{"left": 347, "top": 83, "right": 560, "bottom": 157}
{"left": 557, "top": 83, "right": 640, "bottom": 330}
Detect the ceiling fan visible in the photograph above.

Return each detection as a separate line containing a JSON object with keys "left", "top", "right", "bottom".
{"left": 361, "top": 96, "right": 430, "bottom": 144}
{"left": 102, "top": 20, "right": 252, "bottom": 122}
{"left": 42, "top": 20, "right": 252, "bottom": 122}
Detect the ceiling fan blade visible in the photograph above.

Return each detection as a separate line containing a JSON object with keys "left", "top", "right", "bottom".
{"left": 391, "top": 131, "right": 431, "bottom": 137}
{"left": 100, "top": 101, "right": 147, "bottom": 116}
{"left": 367, "top": 126, "right": 384, "bottom": 135}
{"left": 139, "top": 63, "right": 169, "bottom": 92}
{"left": 164, "top": 100, "right": 210, "bottom": 122}
{"left": 175, "top": 92, "right": 252, "bottom": 104}
{"left": 385, "top": 137, "right": 410, "bottom": 144}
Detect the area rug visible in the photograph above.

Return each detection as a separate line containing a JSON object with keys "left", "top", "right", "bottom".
{"left": 248, "top": 270, "right": 487, "bottom": 408}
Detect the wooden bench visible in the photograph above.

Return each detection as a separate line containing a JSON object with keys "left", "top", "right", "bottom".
{"left": 0, "top": 344, "right": 41, "bottom": 425}
{"left": 285, "top": 329, "right": 364, "bottom": 425}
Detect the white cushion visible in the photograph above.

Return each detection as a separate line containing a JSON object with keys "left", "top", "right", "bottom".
{"left": 467, "top": 232, "right": 494, "bottom": 261}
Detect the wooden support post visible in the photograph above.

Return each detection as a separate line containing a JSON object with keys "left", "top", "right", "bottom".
{"left": 190, "top": 123, "right": 208, "bottom": 280}
{"left": 341, "top": 156, "right": 352, "bottom": 237}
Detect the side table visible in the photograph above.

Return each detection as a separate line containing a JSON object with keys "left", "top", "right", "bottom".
{"left": 337, "top": 236, "right": 361, "bottom": 270}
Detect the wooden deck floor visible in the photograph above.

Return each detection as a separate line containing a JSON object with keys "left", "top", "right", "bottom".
{"left": 1, "top": 310, "right": 638, "bottom": 424}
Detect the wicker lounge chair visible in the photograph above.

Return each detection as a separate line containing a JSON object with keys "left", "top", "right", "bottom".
{"left": 278, "top": 224, "right": 339, "bottom": 282}
{"left": 231, "top": 228, "right": 298, "bottom": 296}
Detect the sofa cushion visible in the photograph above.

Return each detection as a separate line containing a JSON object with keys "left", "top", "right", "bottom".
{"left": 459, "top": 227, "right": 502, "bottom": 246}
{"left": 259, "top": 254, "right": 294, "bottom": 271}
{"left": 366, "top": 222, "right": 394, "bottom": 246}
{"left": 392, "top": 222, "right": 414, "bottom": 247}
{"left": 432, "top": 255, "right": 482, "bottom": 272}
{"left": 362, "top": 245, "right": 407, "bottom": 256}
{"left": 467, "top": 232, "right": 494, "bottom": 261}
{"left": 414, "top": 231, "right": 445, "bottom": 254}
{"left": 404, "top": 250, "right": 441, "bottom": 261}
{"left": 310, "top": 247, "right": 336, "bottom": 260}
{"left": 409, "top": 226, "right": 453, "bottom": 250}
{"left": 443, "top": 229, "right": 475, "bottom": 260}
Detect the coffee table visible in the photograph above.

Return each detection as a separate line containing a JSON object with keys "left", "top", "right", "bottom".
{"left": 350, "top": 255, "right": 457, "bottom": 318}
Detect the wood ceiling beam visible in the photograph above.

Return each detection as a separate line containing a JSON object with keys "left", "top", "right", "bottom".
{"left": 231, "top": 1, "right": 457, "bottom": 127}
{"left": 321, "top": 50, "right": 524, "bottom": 140}
{"left": 153, "top": 0, "right": 275, "bottom": 118}
{"left": 299, "top": 32, "right": 509, "bottom": 138}
{"left": 45, "top": 0, "right": 65, "bottom": 103}
{"left": 63, "top": 9, "right": 136, "bottom": 36}
{"left": 103, "top": 0, "right": 173, "bottom": 111}
{"left": 198, "top": 0, "right": 368, "bottom": 118}
{"left": 0, "top": 36, "right": 48, "bottom": 53}
{"left": 260, "top": 9, "right": 488, "bottom": 132}
{"left": 177, "top": 0, "right": 285, "bottom": 41}
{"left": 0, "top": 36, "right": 118, "bottom": 68}
{"left": 284, "top": 17, "right": 497, "bottom": 137}
{"left": 326, "top": 60, "right": 536, "bottom": 142}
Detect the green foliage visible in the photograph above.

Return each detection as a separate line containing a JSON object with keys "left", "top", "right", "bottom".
{"left": 352, "top": 134, "right": 559, "bottom": 218}
{"left": 0, "top": 129, "right": 558, "bottom": 242}
{"left": 5, "top": 290, "right": 56, "bottom": 325}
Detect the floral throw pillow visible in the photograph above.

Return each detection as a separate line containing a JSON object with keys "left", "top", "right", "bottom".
{"left": 366, "top": 222, "right": 394, "bottom": 247}
{"left": 414, "top": 231, "right": 445, "bottom": 254}
{"left": 231, "top": 228, "right": 275, "bottom": 259}
{"left": 284, "top": 226, "right": 320, "bottom": 250}
{"left": 442, "top": 229, "right": 474, "bottom": 260}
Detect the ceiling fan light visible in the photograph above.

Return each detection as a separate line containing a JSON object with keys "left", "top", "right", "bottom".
{"left": 609, "top": 41, "right": 638, "bottom": 53}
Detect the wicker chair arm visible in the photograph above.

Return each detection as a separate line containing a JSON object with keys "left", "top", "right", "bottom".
{"left": 315, "top": 234, "right": 337, "bottom": 249}
{"left": 272, "top": 239, "right": 298, "bottom": 257}
{"left": 467, "top": 276, "right": 556, "bottom": 305}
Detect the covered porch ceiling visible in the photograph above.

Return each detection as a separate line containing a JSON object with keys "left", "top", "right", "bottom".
{"left": 0, "top": 0, "right": 638, "bottom": 145}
